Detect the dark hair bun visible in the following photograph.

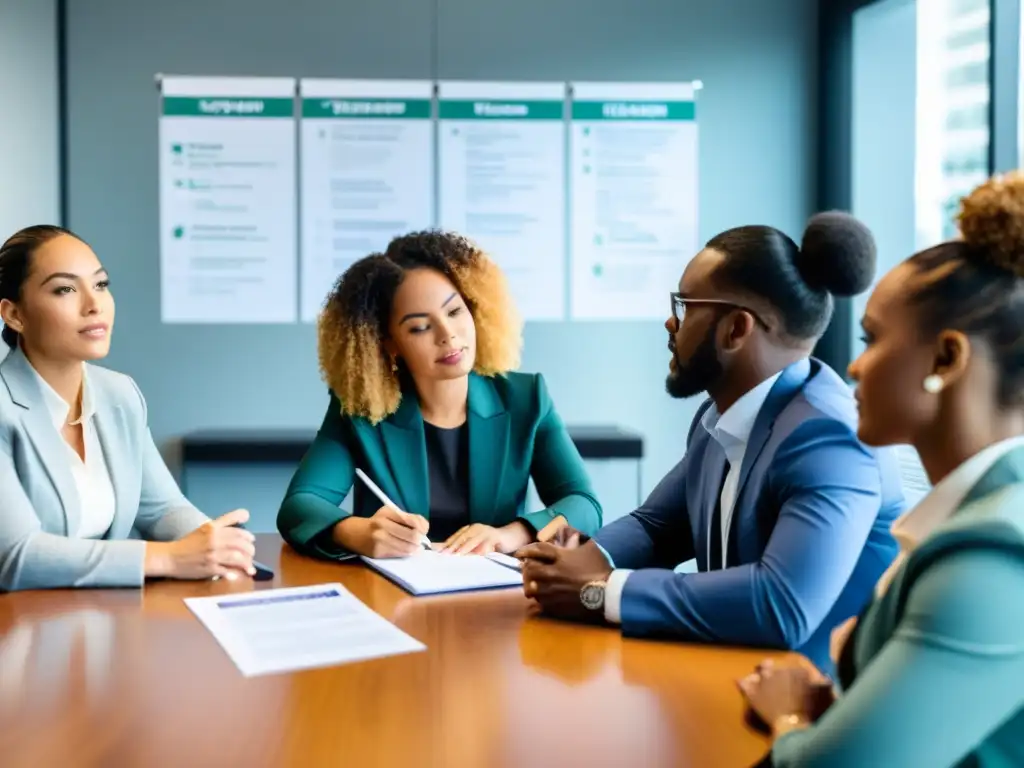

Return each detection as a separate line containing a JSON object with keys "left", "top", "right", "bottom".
{"left": 958, "top": 172, "right": 1024, "bottom": 278}
{"left": 794, "top": 211, "right": 877, "bottom": 297}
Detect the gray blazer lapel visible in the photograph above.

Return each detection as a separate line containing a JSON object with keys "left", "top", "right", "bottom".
{"left": 92, "top": 397, "right": 132, "bottom": 539}
{"left": 0, "top": 348, "right": 81, "bottom": 535}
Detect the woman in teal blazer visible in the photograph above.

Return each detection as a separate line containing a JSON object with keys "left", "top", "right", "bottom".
{"left": 738, "top": 174, "right": 1024, "bottom": 766}
{"left": 278, "top": 230, "right": 602, "bottom": 560}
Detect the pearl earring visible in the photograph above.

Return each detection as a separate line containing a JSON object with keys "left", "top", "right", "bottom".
{"left": 923, "top": 374, "right": 944, "bottom": 394}
{"left": 391, "top": 358, "right": 398, "bottom": 373}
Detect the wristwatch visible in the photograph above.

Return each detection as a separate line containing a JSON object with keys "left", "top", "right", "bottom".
{"left": 580, "top": 580, "right": 607, "bottom": 612}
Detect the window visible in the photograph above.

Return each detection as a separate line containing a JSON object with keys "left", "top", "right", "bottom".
{"left": 944, "top": 103, "right": 988, "bottom": 130}
{"left": 916, "top": 0, "right": 991, "bottom": 249}
{"left": 941, "top": 147, "right": 988, "bottom": 176}
{"left": 946, "top": 25, "right": 988, "bottom": 49}
{"left": 945, "top": 61, "right": 988, "bottom": 87}
{"left": 851, "top": 0, "right": 991, "bottom": 361}
{"left": 951, "top": 0, "right": 988, "bottom": 14}
{"left": 851, "top": 0, "right": 917, "bottom": 360}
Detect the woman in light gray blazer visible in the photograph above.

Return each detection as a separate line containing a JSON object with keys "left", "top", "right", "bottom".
{"left": 0, "top": 225, "right": 256, "bottom": 591}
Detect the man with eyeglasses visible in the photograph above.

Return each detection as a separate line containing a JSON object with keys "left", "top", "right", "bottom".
{"left": 518, "top": 213, "right": 906, "bottom": 676}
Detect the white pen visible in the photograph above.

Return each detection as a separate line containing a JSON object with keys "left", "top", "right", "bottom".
{"left": 354, "top": 468, "right": 432, "bottom": 550}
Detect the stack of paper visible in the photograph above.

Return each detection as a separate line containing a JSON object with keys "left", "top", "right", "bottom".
{"left": 185, "top": 583, "right": 425, "bottom": 676}
{"left": 361, "top": 550, "right": 523, "bottom": 596}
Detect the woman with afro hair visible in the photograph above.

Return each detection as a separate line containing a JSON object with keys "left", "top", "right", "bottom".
{"left": 277, "top": 230, "right": 602, "bottom": 560}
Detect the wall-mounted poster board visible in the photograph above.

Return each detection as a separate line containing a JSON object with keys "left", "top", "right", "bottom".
{"left": 438, "top": 81, "right": 568, "bottom": 321}
{"left": 158, "top": 75, "right": 298, "bottom": 323}
{"left": 299, "top": 78, "right": 435, "bottom": 322}
{"left": 157, "top": 76, "right": 699, "bottom": 324}
{"left": 569, "top": 82, "right": 699, "bottom": 321}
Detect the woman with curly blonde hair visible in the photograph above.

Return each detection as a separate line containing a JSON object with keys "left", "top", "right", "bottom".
{"left": 739, "top": 173, "right": 1024, "bottom": 766}
{"left": 278, "top": 230, "right": 602, "bottom": 560}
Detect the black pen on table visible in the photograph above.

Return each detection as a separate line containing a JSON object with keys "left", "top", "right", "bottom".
{"left": 228, "top": 521, "right": 275, "bottom": 581}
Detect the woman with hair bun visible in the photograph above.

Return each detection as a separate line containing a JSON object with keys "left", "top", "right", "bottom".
{"left": 277, "top": 230, "right": 602, "bottom": 560}
{"left": 740, "top": 172, "right": 1024, "bottom": 766}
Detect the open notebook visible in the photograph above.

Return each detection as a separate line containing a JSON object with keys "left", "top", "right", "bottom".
{"left": 361, "top": 550, "right": 523, "bottom": 596}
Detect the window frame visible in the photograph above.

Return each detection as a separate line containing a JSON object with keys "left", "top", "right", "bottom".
{"left": 814, "top": 0, "right": 1014, "bottom": 378}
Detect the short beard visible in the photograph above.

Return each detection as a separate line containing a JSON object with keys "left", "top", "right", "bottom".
{"left": 666, "top": 324, "right": 723, "bottom": 399}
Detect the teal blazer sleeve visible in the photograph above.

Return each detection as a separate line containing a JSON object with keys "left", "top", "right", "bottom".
{"left": 521, "top": 373, "right": 603, "bottom": 535}
{"left": 277, "top": 372, "right": 603, "bottom": 559}
{"left": 771, "top": 527, "right": 1024, "bottom": 766}
{"left": 276, "top": 394, "right": 358, "bottom": 559}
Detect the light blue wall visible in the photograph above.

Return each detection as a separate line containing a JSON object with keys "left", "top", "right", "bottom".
{"left": 63, "top": 0, "right": 819, "bottom": 531}
{"left": 0, "top": 0, "right": 59, "bottom": 239}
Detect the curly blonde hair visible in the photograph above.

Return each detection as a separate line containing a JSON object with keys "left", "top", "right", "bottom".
{"left": 317, "top": 230, "right": 523, "bottom": 424}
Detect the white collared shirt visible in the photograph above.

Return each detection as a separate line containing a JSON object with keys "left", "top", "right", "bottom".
{"left": 829, "top": 434, "right": 1024, "bottom": 663}
{"left": 31, "top": 365, "right": 117, "bottom": 539}
{"left": 700, "top": 370, "right": 784, "bottom": 569}
{"left": 876, "top": 434, "right": 1024, "bottom": 597}
{"left": 603, "top": 366, "right": 791, "bottom": 624}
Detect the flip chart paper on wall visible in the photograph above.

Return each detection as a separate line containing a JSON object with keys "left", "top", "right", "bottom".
{"left": 158, "top": 75, "right": 298, "bottom": 323}
{"left": 569, "top": 82, "right": 699, "bottom": 320}
{"left": 438, "top": 81, "right": 567, "bottom": 321}
{"left": 299, "top": 79, "right": 435, "bottom": 322}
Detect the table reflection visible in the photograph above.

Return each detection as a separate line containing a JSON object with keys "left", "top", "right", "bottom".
{"left": 0, "top": 605, "right": 122, "bottom": 713}
{"left": 517, "top": 612, "right": 613, "bottom": 686}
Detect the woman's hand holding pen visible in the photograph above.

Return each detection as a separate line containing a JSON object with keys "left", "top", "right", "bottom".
{"left": 334, "top": 506, "right": 430, "bottom": 558}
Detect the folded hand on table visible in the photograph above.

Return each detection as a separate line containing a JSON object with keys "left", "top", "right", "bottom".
{"left": 516, "top": 541, "right": 612, "bottom": 624}
{"left": 737, "top": 659, "right": 836, "bottom": 737}
{"left": 542, "top": 524, "right": 589, "bottom": 549}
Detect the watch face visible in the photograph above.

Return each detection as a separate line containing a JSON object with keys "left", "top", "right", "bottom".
{"left": 580, "top": 582, "right": 605, "bottom": 611}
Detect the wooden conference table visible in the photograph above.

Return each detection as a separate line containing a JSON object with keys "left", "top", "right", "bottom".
{"left": 0, "top": 535, "right": 784, "bottom": 768}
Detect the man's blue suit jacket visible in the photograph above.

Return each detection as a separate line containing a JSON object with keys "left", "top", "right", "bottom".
{"left": 594, "top": 358, "right": 906, "bottom": 674}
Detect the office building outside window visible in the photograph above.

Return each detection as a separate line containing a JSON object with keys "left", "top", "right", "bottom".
{"left": 916, "top": 0, "right": 991, "bottom": 250}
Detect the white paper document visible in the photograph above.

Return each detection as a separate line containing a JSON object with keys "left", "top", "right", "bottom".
{"left": 362, "top": 550, "right": 523, "bottom": 596}
{"left": 184, "top": 583, "right": 425, "bottom": 676}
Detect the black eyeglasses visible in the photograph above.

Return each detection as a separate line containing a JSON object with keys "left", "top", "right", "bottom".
{"left": 670, "top": 292, "right": 770, "bottom": 331}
